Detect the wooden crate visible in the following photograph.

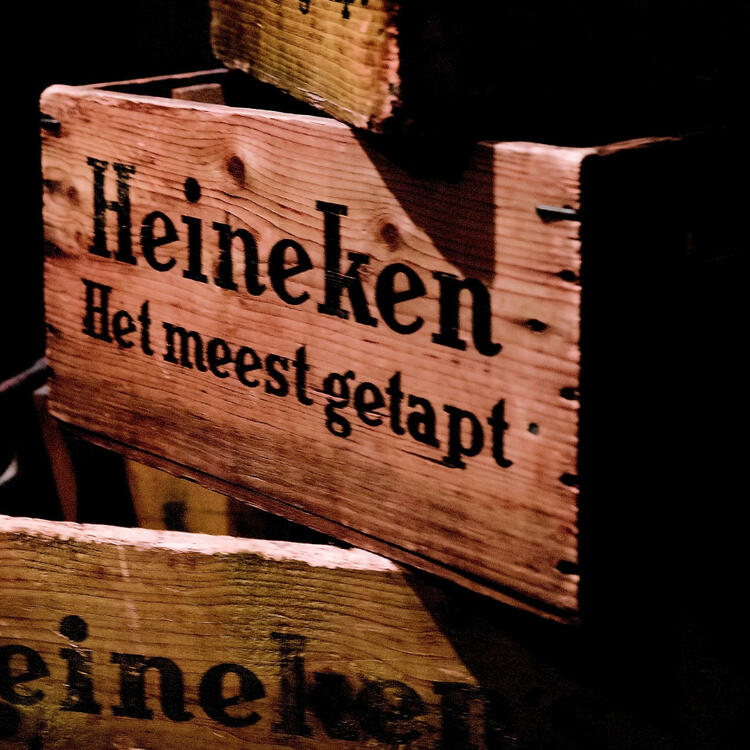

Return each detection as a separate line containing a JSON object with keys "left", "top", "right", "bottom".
{"left": 0, "top": 515, "right": 678, "bottom": 749}
{"left": 41, "top": 68, "right": 710, "bottom": 622}
{"left": 0, "top": 515, "right": 469, "bottom": 748}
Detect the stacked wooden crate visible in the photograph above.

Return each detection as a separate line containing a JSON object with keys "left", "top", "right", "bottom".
{"left": 2, "top": 1, "right": 741, "bottom": 747}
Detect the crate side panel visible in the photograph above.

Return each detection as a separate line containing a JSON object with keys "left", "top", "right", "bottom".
{"left": 0, "top": 516, "right": 473, "bottom": 748}
{"left": 42, "top": 85, "right": 584, "bottom": 617}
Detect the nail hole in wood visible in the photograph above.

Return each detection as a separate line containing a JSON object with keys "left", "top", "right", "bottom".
{"left": 557, "top": 270, "right": 578, "bottom": 283}
{"left": 556, "top": 559, "right": 580, "bottom": 576}
{"left": 559, "top": 473, "right": 579, "bottom": 488}
{"left": 40, "top": 113, "right": 61, "bottom": 134}
{"left": 525, "top": 319, "right": 548, "bottom": 332}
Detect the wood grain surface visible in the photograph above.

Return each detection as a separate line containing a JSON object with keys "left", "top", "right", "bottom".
{"left": 210, "top": 0, "right": 399, "bottom": 131}
{"left": 0, "top": 515, "right": 473, "bottom": 749}
{"left": 0, "top": 515, "right": 683, "bottom": 750}
{"left": 41, "top": 72, "right": 602, "bottom": 619}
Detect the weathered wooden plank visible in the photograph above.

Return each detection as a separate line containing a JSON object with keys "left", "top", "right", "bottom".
{"left": 32, "top": 385, "right": 78, "bottom": 522}
{"left": 0, "top": 515, "right": 680, "bottom": 750}
{"left": 171, "top": 82, "right": 226, "bottom": 105}
{"left": 210, "top": 0, "right": 399, "bottom": 132}
{"left": 41, "top": 72, "right": 690, "bottom": 620}
{"left": 0, "top": 515, "right": 474, "bottom": 748}
{"left": 66, "top": 421, "right": 580, "bottom": 599}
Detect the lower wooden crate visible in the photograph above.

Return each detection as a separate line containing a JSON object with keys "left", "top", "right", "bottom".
{"left": 0, "top": 515, "right": 678, "bottom": 749}
{"left": 0, "top": 516, "right": 466, "bottom": 748}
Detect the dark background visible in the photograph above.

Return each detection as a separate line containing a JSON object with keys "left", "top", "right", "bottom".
{"left": 2, "top": 2, "right": 748, "bottom": 748}
{"left": 4, "top": 0, "right": 750, "bottom": 382}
